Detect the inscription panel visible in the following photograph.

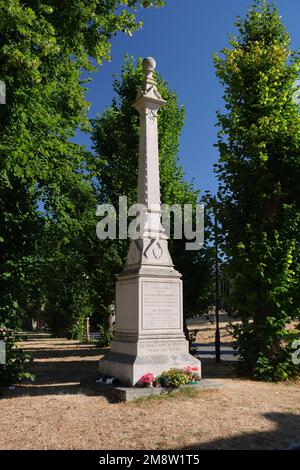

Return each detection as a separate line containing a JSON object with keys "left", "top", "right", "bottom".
{"left": 138, "top": 341, "right": 187, "bottom": 355}
{"left": 142, "top": 281, "right": 181, "bottom": 330}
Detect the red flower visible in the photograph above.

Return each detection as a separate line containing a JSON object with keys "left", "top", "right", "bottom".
{"left": 139, "top": 373, "right": 155, "bottom": 384}
{"left": 185, "top": 365, "right": 199, "bottom": 372}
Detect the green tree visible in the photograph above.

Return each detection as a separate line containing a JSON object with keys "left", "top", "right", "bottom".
{"left": 91, "top": 57, "right": 214, "bottom": 323}
{"left": 214, "top": 0, "right": 300, "bottom": 380}
{"left": 0, "top": 0, "right": 164, "bottom": 332}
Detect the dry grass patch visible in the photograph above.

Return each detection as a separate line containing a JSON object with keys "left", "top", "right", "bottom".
{"left": 0, "top": 334, "right": 299, "bottom": 450}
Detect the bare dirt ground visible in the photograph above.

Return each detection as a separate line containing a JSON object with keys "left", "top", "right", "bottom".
{"left": 0, "top": 329, "right": 299, "bottom": 450}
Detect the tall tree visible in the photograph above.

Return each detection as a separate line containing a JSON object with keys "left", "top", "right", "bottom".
{"left": 214, "top": 0, "right": 300, "bottom": 380}
{"left": 0, "top": 1, "right": 164, "bottom": 330}
{"left": 91, "top": 57, "right": 214, "bottom": 322}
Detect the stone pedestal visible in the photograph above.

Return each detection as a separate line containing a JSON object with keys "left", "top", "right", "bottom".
{"left": 99, "top": 264, "right": 200, "bottom": 385}
{"left": 99, "top": 57, "right": 201, "bottom": 385}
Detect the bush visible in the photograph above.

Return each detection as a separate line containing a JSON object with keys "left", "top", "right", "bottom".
{"left": 0, "top": 324, "right": 35, "bottom": 386}
{"left": 188, "top": 329, "right": 199, "bottom": 356}
{"left": 97, "top": 324, "right": 115, "bottom": 347}
{"left": 232, "top": 321, "right": 300, "bottom": 381}
{"left": 66, "top": 316, "right": 86, "bottom": 340}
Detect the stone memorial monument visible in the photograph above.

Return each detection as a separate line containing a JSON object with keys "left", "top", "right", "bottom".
{"left": 99, "top": 57, "right": 201, "bottom": 385}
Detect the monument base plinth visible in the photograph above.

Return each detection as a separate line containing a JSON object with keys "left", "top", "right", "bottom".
{"left": 81, "top": 378, "right": 223, "bottom": 402}
{"left": 99, "top": 263, "right": 201, "bottom": 386}
{"left": 99, "top": 340, "right": 201, "bottom": 386}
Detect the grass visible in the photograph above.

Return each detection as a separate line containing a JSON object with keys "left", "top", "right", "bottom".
{"left": 132, "top": 387, "right": 201, "bottom": 404}
{"left": 0, "top": 329, "right": 299, "bottom": 450}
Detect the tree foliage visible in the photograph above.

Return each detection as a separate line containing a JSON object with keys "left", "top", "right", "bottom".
{"left": 214, "top": 0, "right": 300, "bottom": 380}
{"left": 0, "top": 1, "right": 163, "bottom": 336}
{"left": 0, "top": 324, "right": 34, "bottom": 386}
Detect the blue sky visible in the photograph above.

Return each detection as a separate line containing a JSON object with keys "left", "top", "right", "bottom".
{"left": 75, "top": 0, "right": 300, "bottom": 196}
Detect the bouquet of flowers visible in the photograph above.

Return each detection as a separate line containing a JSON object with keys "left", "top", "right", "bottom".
{"left": 157, "top": 368, "right": 190, "bottom": 389}
{"left": 137, "top": 373, "right": 155, "bottom": 387}
{"left": 181, "top": 365, "right": 201, "bottom": 383}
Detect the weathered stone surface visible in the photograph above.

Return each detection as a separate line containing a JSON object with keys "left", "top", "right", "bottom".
{"left": 99, "top": 57, "right": 201, "bottom": 386}
{"left": 81, "top": 378, "right": 223, "bottom": 402}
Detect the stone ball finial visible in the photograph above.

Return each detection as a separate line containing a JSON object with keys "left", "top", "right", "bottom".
{"left": 142, "top": 57, "right": 156, "bottom": 74}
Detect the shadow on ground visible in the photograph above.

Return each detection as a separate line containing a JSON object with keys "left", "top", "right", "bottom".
{"left": 2, "top": 338, "right": 109, "bottom": 398}
{"left": 22, "top": 348, "right": 103, "bottom": 360}
{"left": 182, "top": 412, "right": 300, "bottom": 450}
{"left": 2, "top": 335, "right": 239, "bottom": 400}
{"left": 201, "top": 358, "right": 238, "bottom": 379}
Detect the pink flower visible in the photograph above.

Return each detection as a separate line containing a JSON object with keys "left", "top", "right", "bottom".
{"left": 185, "top": 366, "right": 199, "bottom": 372}
{"left": 139, "top": 373, "right": 155, "bottom": 384}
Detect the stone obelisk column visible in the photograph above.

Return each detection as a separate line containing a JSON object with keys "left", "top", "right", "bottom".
{"left": 99, "top": 58, "right": 201, "bottom": 386}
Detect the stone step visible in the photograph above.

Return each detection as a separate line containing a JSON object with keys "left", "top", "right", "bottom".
{"left": 80, "top": 378, "right": 224, "bottom": 402}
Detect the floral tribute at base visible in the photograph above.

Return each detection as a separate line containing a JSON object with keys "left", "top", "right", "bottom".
{"left": 137, "top": 366, "right": 201, "bottom": 389}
